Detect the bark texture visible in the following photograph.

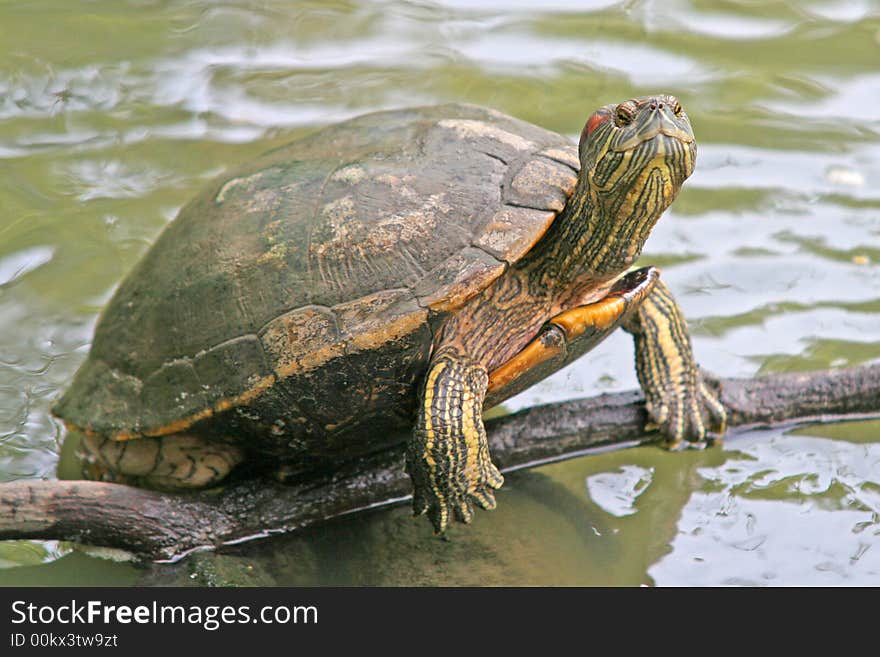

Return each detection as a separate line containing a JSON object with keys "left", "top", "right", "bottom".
{"left": 1, "top": 364, "right": 879, "bottom": 561}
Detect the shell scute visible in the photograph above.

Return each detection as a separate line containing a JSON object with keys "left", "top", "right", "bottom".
{"left": 54, "top": 103, "right": 582, "bottom": 440}
{"left": 473, "top": 206, "right": 557, "bottom": 263}
{"left": 412, "top": 247, "right": 506, "bottom": 313}
{"left": 140, "top": 360, "right": 206, "bottom": 429}
{"left": 193, "top": 335, "right": 272, "bottom": 405}
{"left": 502, "top": 156, "right": 578, "bottom": 212}
{"left": 259, "top": 305, "right": 342, "bottom": 376}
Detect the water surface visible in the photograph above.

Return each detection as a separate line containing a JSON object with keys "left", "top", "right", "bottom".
{"left": 1, "top": 0, "right": 879, "bottom": 586}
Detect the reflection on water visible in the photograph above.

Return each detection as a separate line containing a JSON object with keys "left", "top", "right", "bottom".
{"left": 120, "top": 421, "right": 878, "bottom": 587}
{"left": 586, "top": 465, "right": 653, "bottom": 517}
{"left": 1, "top": 0, "right": 879, "bottom": 585}
{"left": 649, "top": 426, "right": 880, "bottom": 585}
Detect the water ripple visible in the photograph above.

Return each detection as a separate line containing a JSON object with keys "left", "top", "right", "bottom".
{"left": 0, "top": 247, "right": 55, "bottom": 288}
{"left": 649, "top": 429, "right": 880, "bottom": 585}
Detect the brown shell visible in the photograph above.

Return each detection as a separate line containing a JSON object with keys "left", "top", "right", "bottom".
{"left": 53, "top": 103, "right": 579, "bottom": 443}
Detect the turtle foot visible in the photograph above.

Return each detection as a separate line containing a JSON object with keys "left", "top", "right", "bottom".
{"left": 645, "top": 368, "right": 727, "bottom": 448}
{"left": 406, "top": 439, "right": 504, "bottom": 536}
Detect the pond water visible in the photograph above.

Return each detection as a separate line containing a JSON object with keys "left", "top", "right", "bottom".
{"left": 1, "top": 0, "right": 879, "bottom": 586}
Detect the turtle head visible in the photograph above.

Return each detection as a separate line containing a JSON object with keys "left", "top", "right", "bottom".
{"left": 576, "top": 94, "right": 696, "bottom": 272}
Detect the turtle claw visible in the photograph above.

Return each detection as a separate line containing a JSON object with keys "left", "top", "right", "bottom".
{"left": 415, "top": 480, "right": 504, "bottom": 536}
{"left": 646, "top": 370, "right": 727, "bottom": 448}
{"left": 470, "top": 486, "right": 498, "bottom": 511}
{"left": 406, "top": 441, "right": 504, "bottom": 535}
{"left": 454, "top": 498, "right": 474, "bottom": 524}
{"left": 411, "top": 486, "right": 430, "bottom": 518}
{"left": 480, "top": 457, "right": 505, "bottom": 490}
{"left": 420, "top": 484, "right": 502, "bottom": 536}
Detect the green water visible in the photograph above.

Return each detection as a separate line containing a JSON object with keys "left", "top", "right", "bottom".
{"left": 1, "top": 0, "right": 879, "bottom": 586}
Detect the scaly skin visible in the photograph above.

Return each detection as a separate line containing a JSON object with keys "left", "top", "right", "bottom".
{"left": 406, "top": 346, "right": 503, "bottom": 533}
{"left": 80, "top": 433, "right": 243, "bottom": 490}
{"left": 622, "top": 279, "right": 727, "bottom": 446}
{"left": 407, "top": 95, "right": 727, "bottom": 533}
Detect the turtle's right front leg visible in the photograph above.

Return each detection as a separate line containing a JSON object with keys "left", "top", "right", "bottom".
{"left": 406, "top": 346, "right": 504, "bottom": 535}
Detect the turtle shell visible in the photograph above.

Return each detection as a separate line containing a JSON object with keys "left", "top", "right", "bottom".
{"left": 53, "top": 103, "right": 580, "bottom": 447}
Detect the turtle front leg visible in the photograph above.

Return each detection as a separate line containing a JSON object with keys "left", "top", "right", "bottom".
{"left": 407, "top": 346, "right": 504, "bottom": 535}
{"left": 622, "top": 278, "right": 726, "bottom": 447}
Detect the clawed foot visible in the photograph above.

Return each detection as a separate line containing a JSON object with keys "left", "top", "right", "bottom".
{"left": 644, "top": 368, "right": 727, "bottom": 448}
{"left": 406, "top": 438, "right": 504, "bottom": 535}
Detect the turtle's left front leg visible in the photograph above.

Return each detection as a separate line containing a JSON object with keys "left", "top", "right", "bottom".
{"left": 622, "top": 278, "right": 726, "bottom": 447}
{"left": 406, "top": 345, "right": 504, "bottom": 535}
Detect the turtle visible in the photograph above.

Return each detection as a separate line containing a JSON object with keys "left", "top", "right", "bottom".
{"left": 53, "top": 95, "right": 727, "bottom": 534}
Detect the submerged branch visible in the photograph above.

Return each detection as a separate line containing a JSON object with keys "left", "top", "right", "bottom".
{"left": 1, "top": 363, "right": 879, "bottom": 561}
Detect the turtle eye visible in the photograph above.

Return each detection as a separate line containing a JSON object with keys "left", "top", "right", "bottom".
{"left": 673, "top": 101, "right": 683, "bottom": 116}
{"left": 615, "top": 103, "right": 635, "bottom": 127}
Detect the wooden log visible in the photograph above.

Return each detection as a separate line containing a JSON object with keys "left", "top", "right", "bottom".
{"left": 1, "top": 364, "right": 879, "bottom": 561}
